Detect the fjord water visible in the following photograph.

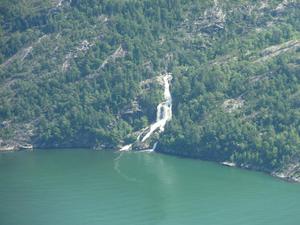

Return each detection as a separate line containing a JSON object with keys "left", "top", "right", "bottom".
{"left": 1, "top": 150, "right": 300, "bottom": 225}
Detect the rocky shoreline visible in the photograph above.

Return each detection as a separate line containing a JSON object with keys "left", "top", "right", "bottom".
{"left": 271, "top": 163, "right": 300, "bottom": 183}
{"left": 1, "top": 141, "right": 299, "bottom": 183}
{"left": 0, "top": 143, "right": 33, "bottom": 152}
{"left": 156, "top": 148, "right": 300, "bottom": 183}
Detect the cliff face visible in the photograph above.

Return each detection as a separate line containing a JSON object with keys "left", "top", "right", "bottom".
{"left": 1, "top": 0, "right": 300, "bottom": 180}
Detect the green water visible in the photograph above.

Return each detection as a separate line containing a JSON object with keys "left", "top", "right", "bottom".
{"left": 0, "top": 149, "right": 300, "bottom": 225}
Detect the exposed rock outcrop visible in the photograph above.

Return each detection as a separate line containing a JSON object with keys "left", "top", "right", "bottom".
{"left": 272, "top": 163, "right": 300, "bottom": 182}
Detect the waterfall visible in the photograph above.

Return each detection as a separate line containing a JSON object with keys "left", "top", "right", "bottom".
{"left": 141, "top": 74, "right": 172, "bottom": 142}
{"left": 119, "top": 73, "right": 172, "bottom": 151}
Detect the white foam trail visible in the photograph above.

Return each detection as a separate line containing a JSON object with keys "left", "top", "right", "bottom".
{"left": 138, "top": 149, "right": 153, "bottom": 153}
{"left": 113, "top": 152, "right": 138, "bottom": 182}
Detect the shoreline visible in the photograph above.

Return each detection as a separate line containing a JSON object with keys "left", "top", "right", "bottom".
{"left": 1, "top": 146, "right": 299, "bottom": 183}
{"left": 155, "top": 149, "right": 300, "bottom": 183}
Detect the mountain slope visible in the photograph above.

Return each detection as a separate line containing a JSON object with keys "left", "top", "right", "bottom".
{"left": 0, "top": 0, "right": 300, "bottom": 180}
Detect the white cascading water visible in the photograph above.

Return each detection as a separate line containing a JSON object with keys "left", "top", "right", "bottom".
{"left": 119, "top": 143, "right": 132, "bottom": 151}
{"left": 141, "top": 73, "right": 172, "bottom": 142}
{"left": 119, "top": 73, "right": 172, "bottom": 151}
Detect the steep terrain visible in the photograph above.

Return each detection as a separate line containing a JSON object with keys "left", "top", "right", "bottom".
{"left": 0, "top": 0, "right": 299, "bottom": 180}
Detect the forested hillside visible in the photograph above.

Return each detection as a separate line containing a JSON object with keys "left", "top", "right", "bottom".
{"left": 0, "top": 0, "right": 299, "bottom": 180}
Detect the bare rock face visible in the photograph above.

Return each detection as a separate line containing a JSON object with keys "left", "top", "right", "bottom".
{"left": 99, "top": 45, "right": 126, "bottom": 69}
{"left": 272, "top": 163, "right": 300, "bottom": 182}
{"left": 222, "top": 98, "right": 244, "bottom": 113}
{"left": 0, "top": 121, "right": 35, "bottom": 151}
{"left": 62, "top": 39, "right": 94, "bottom": 71}
{"left": 194, "top": 0, "right": 226, "bottom": 34}
{"left": 254, "top": 40, "right": 300, "bottom": 63}
{"left": 274, "top": 0, "right": 299, "bottom": 14}
{"left": 120, "top": 100, "right": 142, "bottom": 115}
{"left": 132, "top": 135, "right": 156, "bottom": 150}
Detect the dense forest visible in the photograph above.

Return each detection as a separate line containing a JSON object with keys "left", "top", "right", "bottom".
{"left": 0, "top": 0, "right": 299, "bottom": 179}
